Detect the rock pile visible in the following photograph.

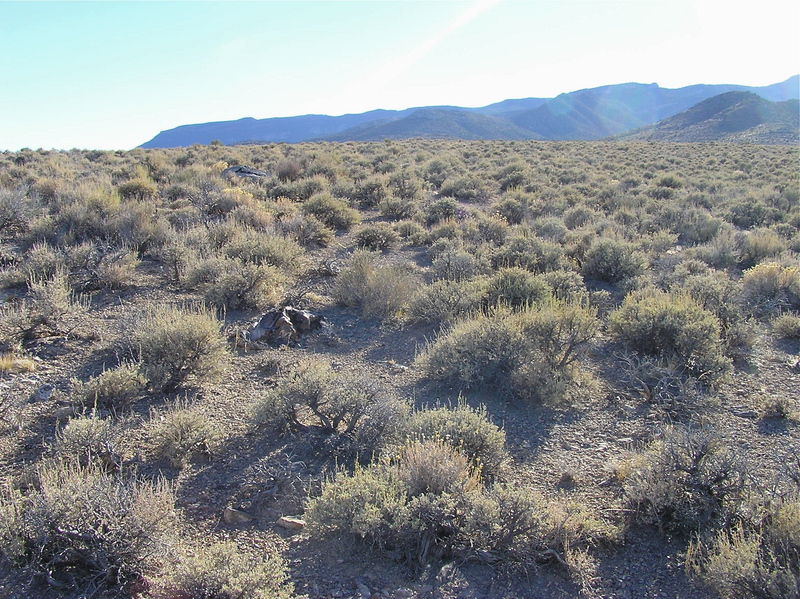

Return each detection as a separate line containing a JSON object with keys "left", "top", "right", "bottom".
{"left": 241, "top": 306, "right": 324, "bottom": 346}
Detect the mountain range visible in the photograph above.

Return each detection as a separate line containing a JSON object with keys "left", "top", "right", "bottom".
{"left": 139, "top": 75, "right": 799, "bottom": 147}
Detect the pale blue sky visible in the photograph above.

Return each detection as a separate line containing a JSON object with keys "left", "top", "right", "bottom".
{"left": 1, "top": 1, "right": 797, "bottom": 151}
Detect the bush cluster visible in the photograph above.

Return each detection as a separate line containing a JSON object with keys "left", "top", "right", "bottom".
{"left": 333, "top": 250, "right": 419, "bottom": 319}
{"left": 0, "top": 461, "right": 174, "bottom": 595}
{"left": 609, "top": 288, "right": 731, "bottom": 384}
{"left": 307, "top": 438, "right": 614, "bottom": 570}
{"left": 129, "top": 304, "right": 228, "bottom": 392}
{"left": 406, "top": 401, "right": 507, "bottom": 480}
{"left": 253, "top": 359, "right": 408, "bottom": 454}
{"left": 417, "top": 301, "right": 598, "bottom": 403}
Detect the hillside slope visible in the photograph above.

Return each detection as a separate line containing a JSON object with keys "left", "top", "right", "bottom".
{"left": 619, "top": 92, "right": 800, "bottom": 144}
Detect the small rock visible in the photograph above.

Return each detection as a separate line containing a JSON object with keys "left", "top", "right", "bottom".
{"left": 276, "top": 516, "right": 306, "bottom": 530}
{"left": 731, "top": 407, "right": 757, "bottom": 419}
{"left": 617, "top": 437, "right": 634, "bottom": 445}
{"left": 221, "top": 165, "right": 269, "bottom": 179}
{"left": 35, "top": 384, "right": 54, "bottom": 401}
{"left": 223, "top": 506, "right": 255, "bottom": 524}
{"left": 53, "top": 406, "right": 77, "bottom": 420}
{"left": 356, "top": 582, "right": 371, "bottom": 597}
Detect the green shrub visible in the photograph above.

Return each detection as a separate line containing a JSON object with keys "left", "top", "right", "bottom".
{"left": 439, "top": 175, "right": 490, "bottom": 202}
{"left": 495, "top": 161, "right": 529, "bottom": 192}
{"left": 302, "top": 193, "right": 360, "bottom": 231}
{"left": 387, "top": 171, "right": 422, "bottom": 201}
{"left": 739, "top": 228, "right": 786, "bottom": 269}
{"left": 168, "top": 541, "right": 293, "bottom": 599}
{"left": 492, "top": 198, "right": 525, "bottom": 225}
{"left": 378, "top": 196, "right": 418, "bottom": 221}
{"left": 741, "top": 262, "right": 800, "bottom": 317}
{"left": 352, "top": 176, "right": 388, "bottom": 207}
{"left": 615, "top": 351, "right": 703, "bottom": 416}
{"left": 417, "top": 308, "right": 517, "bottom": 391}
{"left": 0, "top": 461, "right": 174, "bottom": 594}
{"left": 509, "top": 300, "right": 601, "bottom": 403}
{"left": 773, "top": 313, "right": 800, "bottom": 339}
{"left": 423, "top": 157, "right": 460, "bottom": 189}
{"left": 655, "top": 174, "right": 682, "bottom": 189}
{"left": 476, "top": 218, "right": 512, "bottom": 253}
{"left": 423, "top": 197, "right": 459, "bottom": 225}
{"left": 130, "top": 304, "right": 228, "bottom": 392}
{"left": 484, "top": 267, "right": 552, "bottom": 309}
{"left": 0, "top": 188, "right": 38, "bottom": 235}
{"left": 148, "top": 400, "right": 221, "bottom": 468}
{"left": 117, "top": 178, "right": 157, "bottom": 201}
{"left": 609, "top": 288, "right": 730, "bottom": 384}
{"left": 686, "top": 497, "right": 800, "bottom": 598}
{"left": 307, "top": 439, "right": 482, "bottom": 565}
{"left": 491, "top": 234, "right": 566, "bottom": 273}
{"left": 66, "top": 243, "right": 140, "bottom": 291}
{"left": 582, "top": 237, "right": 647, "bottom": 284}
{"left": 279, "top": 214, "right": 335, "bottom": 248}
{"left": 23, "top": 242, "right": 65, "bottom": 282}
{"left": 671, "top": 208, "right": 723, "bottom": 245}
{"left": 268, "top": 176, "right": 325, "bottom": 202}
{"left": 531, "top": 216, "right": 568, "bottom": 243}
{"left": 540, "top": 269, "right": 589, "bottom": 302}
{"left": 563, "top": 205, "right": 598, "bottom": 230}
{"left": 223, "top": 228, "right": 304, "bottom": 271}
{"left": 276, "top": 159, "right": 302, "bottom": 182}
{"left": 353, "top": 223, "right": 399, "bottom": 251}
{"left": 688, "top": 227, "right": 740, "bottom": 270}
{"left": 254, "top": 359, "right": 407, "bottom": 450}
{"left": 71, "top": 363, "right": 146, "bottom": 411}
{"left": 203, "top": 261, "right": 286, "bottom": 311}
{"left": 621, "top": 426, "right": 748, "bottom": 534}
{"left": 679, "top": 270, "right": 753, "bottom": 358}
{"left": 51, "top": 413, "right": 121, "bottom": 470}
{"left": 393, "top": 219, "right": 425, "bottom": 243}
{"left": 417, "top": 301, "right": 598, "bottom": 403}
{"left": 2, "top": 272, "right": 87, "bottom": 341}
{"left": 428, "top": 238, "right": 486, "bottom": 282}
{"left": 728, "top": 195, "right": 779, "bottom": 229}
{"left": 333, "top": 250, "right": 418, "bottom": 319}
{"left": 758, "top": 394, "right": 798, "bottom": 421}
{"left": 307, "top": 439, "right": 612, "bottom": 573}
{"left": 305, "top": 461, "right": 410, "bottom": 555}
{"left": 407, "top": 278, "right": 486, "bottom": 325}
{"left": 407, "top": 401, "right": 507, "bottom": 479}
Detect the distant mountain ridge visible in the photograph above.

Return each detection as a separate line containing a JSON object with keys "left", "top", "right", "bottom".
{"left": 322, "top": 108, "right": 545, "bottom": 142}
{"left": 139, "top": 75, "right": 799, "bottom": 147}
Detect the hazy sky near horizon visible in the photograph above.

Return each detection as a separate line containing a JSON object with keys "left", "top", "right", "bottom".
{"left": 1, "top": 1, "right": 798, "bottom": 151}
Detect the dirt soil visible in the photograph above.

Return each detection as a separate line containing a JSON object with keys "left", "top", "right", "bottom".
{"left": 1, "top": 245, "right": 798, "bottom": 599}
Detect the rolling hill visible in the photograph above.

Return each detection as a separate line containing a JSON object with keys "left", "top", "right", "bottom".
{"left": 617, "top": 92, "right": 800, "bottom": 144}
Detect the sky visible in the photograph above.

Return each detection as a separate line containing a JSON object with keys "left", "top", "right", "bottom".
{"left": 1, "top": 1, "right": 798, "bottom": 151}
